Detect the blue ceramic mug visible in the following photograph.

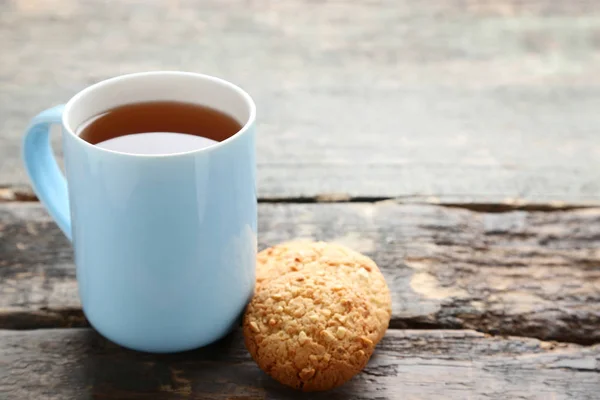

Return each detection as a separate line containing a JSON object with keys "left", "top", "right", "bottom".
{"left": 23, "top": 71, "right": 257, "bottom": 353}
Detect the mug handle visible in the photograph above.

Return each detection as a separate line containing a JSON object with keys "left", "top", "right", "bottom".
{"left": 22, "top": 105, "right": 71, "bottom": 240}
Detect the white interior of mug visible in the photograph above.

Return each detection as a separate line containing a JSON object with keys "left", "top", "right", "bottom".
{"left": 62, "top": 71, "right": 255, "bottom": 155}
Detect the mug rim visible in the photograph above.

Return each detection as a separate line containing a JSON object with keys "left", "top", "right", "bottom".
{"left": 61, "top": 71, "right": 256, "bottom": 158}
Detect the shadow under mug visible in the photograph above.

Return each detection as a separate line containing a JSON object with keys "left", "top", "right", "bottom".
{"left": 22, "top": 71, "right": 257, "bottom": 353}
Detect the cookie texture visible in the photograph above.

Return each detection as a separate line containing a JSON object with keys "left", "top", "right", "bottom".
{"left": 244, "top": 271, "right": 379, "bottom": 391}
{"left": 256, "top": 241, "right": 391, "bottom": 342}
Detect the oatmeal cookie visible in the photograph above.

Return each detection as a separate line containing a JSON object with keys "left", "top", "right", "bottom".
{"left": 243, "top": 271, "right": 379, "bottom": 391}
{"left": 256, "top": 241, "right": 391, "bottom": 342}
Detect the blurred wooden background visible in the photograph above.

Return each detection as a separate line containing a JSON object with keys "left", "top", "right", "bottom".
{"left": 1, "top": 0, "right": 599, "bottom": 204}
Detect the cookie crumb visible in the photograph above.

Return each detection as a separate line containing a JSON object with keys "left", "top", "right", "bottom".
{"left": 298, "top": 331, "right": 309, "bottom": 345}
{"left": 300, "top": 367, "right": 316, "bottom": 380}
{"left": 321, "top": 329, "right": 336, "bottom": 343}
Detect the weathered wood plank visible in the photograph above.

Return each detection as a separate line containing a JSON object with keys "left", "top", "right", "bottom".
{"left": 0, "top": 328, "right": 598, "bottom": 400}
{"left": 1, "top": 0, "right": 600, "bottom": 202}
{"left": 1, "top": 202, "right": 599, "bottom": 344}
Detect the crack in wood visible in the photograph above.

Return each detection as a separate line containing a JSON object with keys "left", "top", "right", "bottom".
{"left": 2, "top": 187, "right": 597, "bottom": 213}
{"left": 3, "top": 308, "right": 599, "bottom": 348}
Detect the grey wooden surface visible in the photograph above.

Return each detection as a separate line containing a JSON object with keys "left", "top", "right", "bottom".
{"left": 1, "top": 0, "right": 600, "bottom": 203}
{"left": 1, "top": 328, "right": 599, "bottom": 400}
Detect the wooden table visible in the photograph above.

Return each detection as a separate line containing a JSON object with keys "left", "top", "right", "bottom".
{"left": 1, "top": 1, "right": 599, "bottom": 399}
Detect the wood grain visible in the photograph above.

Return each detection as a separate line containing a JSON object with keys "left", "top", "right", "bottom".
{"left": 1, "top": 0, "right": 600, "bottom": 203}
{"left": 0, "top": 328, "right": 599, "bottom": 400}
{"left": 2, "top": 202, "right": 599, "bottom": 344}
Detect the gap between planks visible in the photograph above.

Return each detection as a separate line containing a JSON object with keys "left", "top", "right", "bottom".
{"left": 2, "top": 314, "right": 598, "bottom": 350}
{"left": 1, "top": 186, "right": 597, "bottom": 213}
